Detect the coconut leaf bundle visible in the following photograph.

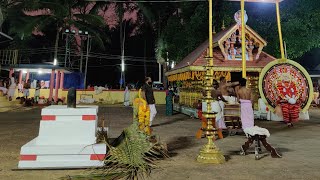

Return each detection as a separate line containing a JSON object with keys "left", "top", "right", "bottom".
{"left": 62, "top": 122, "right": 168, "bottom": 180}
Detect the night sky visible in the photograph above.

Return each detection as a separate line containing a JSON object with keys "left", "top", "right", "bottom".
{"left": 0, "top": 5, "right": 158, "bottom": 87}
{"left": 1, "top": 1, "right": 318, "bottom": 87}
{"left": 85, "top": 25, "right": 159, "bottom": 87}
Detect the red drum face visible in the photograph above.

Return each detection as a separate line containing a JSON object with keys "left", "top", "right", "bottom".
{"left": 261, "top": 62, "right": 311, "bottom": 110}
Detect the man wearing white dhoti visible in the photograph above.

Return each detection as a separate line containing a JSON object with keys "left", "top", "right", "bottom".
{"left": 34, "top": 80, "right": 41, "bottom": 103}
{"left": 0, "top": 79, "right": 8, "bottom": 95}
{"left": 142, "top": 77, "right": 157, "bottom": 127}
{"left": 238, "top": 78, "right": 281, "bottom": 158}
{"left": 211, "top": 80, "right": 227, "bottom": 130}
{"left": 7, "top": 74, "right": 16, "bottom": 101}
{"left": 123, "top": 86, "right": 130, "bottom": 106}
{"left": 23, "top": 79, "right": 31, "bottom": 98}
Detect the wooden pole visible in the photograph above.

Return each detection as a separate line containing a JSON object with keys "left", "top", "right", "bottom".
{"left": 276, "top": 1, "right": 285, "bottom": 60}
{"left": 19, "top": 70, "right": 23, "bottom": 84}
{"left": 26, "top": 71, "right": 30, "bottom": 82}
{"left": 49, "top": 70, "right": 55, "bottom": 102}
{"left": 54, "top": 71, "right": 61, "bottom": 102}
{"left": 241, "top": 0, "right": 246, "bottom": 78}
{"left": 60, "top": 72, "right": 64, "bottom": 89}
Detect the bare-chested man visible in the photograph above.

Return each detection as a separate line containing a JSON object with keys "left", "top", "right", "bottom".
{"left": 212, "top": 80, "right": 224, "bottom": 100}
{"left": 202, "top": 79, "right": 226, "bottom": 102}
{"left": 238, "top": 78, "right": 281, "bottom": 158}
{"left": 199, "top": 80, "right": 227, "bottom": 139}
{"left": 0, "top": 79, "right": 8, "bottom": 95}
{"left": 219, "top": 77, "right": 239, "bottom": 104}
{"left": 238, "top": 78, "right": 254, "bottom": 129}
{"left": 237, "top": 80, "right": 253, "bottom": 102}
{"left": 212, "top": 80, "right": 227, "bottom": 130}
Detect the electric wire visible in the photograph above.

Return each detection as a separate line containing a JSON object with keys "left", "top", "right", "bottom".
{"left": 85, "top": 0, "right": 206, "bottom": 2}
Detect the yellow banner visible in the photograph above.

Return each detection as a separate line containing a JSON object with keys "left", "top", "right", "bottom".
{"left": 168, "top": 71, "right": 231, "bottom": 82}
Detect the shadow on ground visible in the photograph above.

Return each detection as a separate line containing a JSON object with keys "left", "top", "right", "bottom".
{"left": 152, "top": 117, "right": 190, "bottom": 127}
{"left": 166, "top": 136, "right": 195, "bottom": 157}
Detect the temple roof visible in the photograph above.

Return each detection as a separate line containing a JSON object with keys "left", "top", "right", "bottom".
{"left": 213, "top": 23, "right": 267, "bottom": 47}
{"left": 166, "top": 24, "right": 276, "bottom": 76}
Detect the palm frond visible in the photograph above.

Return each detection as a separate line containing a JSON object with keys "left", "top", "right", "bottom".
{"left": 38, "top": 1, "right": 69, "bottom": 17}
{"left": 64, "top": 122, "right": 168, "bottom": 180}
{"left": 71, "top": 21, "right": 108, "bottom": 50}
{"left": 73, "top": 14, "right": 106, "bottom": 27}
{"left": 88, "top": 2, "right": 108, "bottom": 15}
{"left": 136, "top": 3, "right": 156, "bottom": 25}
{"left": 9, "top": 15, "right": 51, "bottom": 38}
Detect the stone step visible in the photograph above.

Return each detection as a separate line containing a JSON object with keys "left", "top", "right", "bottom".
{"left": 0, "top": 99, "right": 20, "bottom": 107}
{"left": 0, "top": 101, "right": 12, "bottom": 106}
{"left": 0, "top": 96, "right": 7, "bottom": 100}
{"left": 0, "top": 107, "right": 12, "bottom": 112}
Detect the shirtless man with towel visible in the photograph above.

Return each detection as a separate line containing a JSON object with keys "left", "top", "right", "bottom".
{"left": 238, "top": 78, "right": 281, "bottom": 158}
{"left": 219, "top": 77, "right": 239, "bottom": 104}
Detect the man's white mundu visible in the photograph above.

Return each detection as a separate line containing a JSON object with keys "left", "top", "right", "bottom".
{"left": 149, "top": 104, "right": 157, "bottom": 126}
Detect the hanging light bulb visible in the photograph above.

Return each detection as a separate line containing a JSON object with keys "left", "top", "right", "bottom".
{"left": 53, "top": 58, "right": 57, "bottom": 66}
{"left": 171, "top": 61, "right": 175, "bottom": 69}
{"left": 121, "top": 61, "right": 125, "bottom": 72}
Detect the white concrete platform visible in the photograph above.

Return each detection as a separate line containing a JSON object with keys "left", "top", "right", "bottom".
{"left": 20, "top": 138, "right": 106, "bottom": 155}
{"left": 18, "top": 137, "right": 106, "bottom": 169}
{"left": 41, "top": 105, "right": 98, "bottom": 116}
{"left": 18, "top": 105, "right": 106, "bottom": 169}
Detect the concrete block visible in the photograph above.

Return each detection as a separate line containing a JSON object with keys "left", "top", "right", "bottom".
{"left": 18, "top": 105, "right": 105, "bottom": 169}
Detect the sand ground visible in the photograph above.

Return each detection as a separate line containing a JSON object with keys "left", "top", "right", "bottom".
{"left": 0, "top": 105, "right": 320, "bottom": 180}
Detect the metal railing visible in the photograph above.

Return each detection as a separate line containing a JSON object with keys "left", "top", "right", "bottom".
{"left": 0, "top": 50, "right": 18, "bottom": 65}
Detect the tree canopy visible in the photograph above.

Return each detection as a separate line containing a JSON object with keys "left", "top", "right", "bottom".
{"left": 160, "top": 0, "right": 232, "bottom": 63}
{"left": 158, "top": 0, "right": 320, "bottom": 64}
{"left": 1, "top": 0, "right": 320, "bottom": 72}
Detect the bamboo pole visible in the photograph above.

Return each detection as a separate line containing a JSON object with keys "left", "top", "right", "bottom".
{"left": 241, "top": 0, "right": 246, "bottom": 78}
{"left": 276, "top": 1, "right": 285, "bottom": 60}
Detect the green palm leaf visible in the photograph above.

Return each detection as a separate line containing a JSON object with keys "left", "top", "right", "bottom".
{"left": 63, "top": 122, "right": 168, "bottom": 180}
{"left": 73, "top": 14, "right": 106, "bottom": 27}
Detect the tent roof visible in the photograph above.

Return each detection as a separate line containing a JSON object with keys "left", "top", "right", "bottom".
{"left": 1, "top": 64, "right": 72, "bottom": 73}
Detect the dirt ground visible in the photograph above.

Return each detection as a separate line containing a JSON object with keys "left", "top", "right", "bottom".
{"left": 1, "top": 105, "right": 320, "bottom": 180}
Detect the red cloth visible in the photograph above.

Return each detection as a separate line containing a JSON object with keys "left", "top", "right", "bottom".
{"left": 197, "top": 110, "right": 203, "bottom": 121}
{"left": 280, "top": 102, "right": 300, "bottom": 123}
{"left": 276, "top": 81, "right": 298, "bottom": 100}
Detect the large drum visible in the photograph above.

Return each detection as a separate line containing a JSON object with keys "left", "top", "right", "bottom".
{"left": 259, "top": 59, "right": 313, "bottom": 112}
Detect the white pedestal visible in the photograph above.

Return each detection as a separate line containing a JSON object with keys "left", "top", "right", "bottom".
{"left": 18, "top": 105, "right": 107, "bottom": 169}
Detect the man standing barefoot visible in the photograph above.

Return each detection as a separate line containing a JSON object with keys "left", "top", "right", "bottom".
{"left": 238, "top": 78, "right": 281, "bottom": 158}
{"left": 142, "top": 77, "right": 157, "bottom": 127}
